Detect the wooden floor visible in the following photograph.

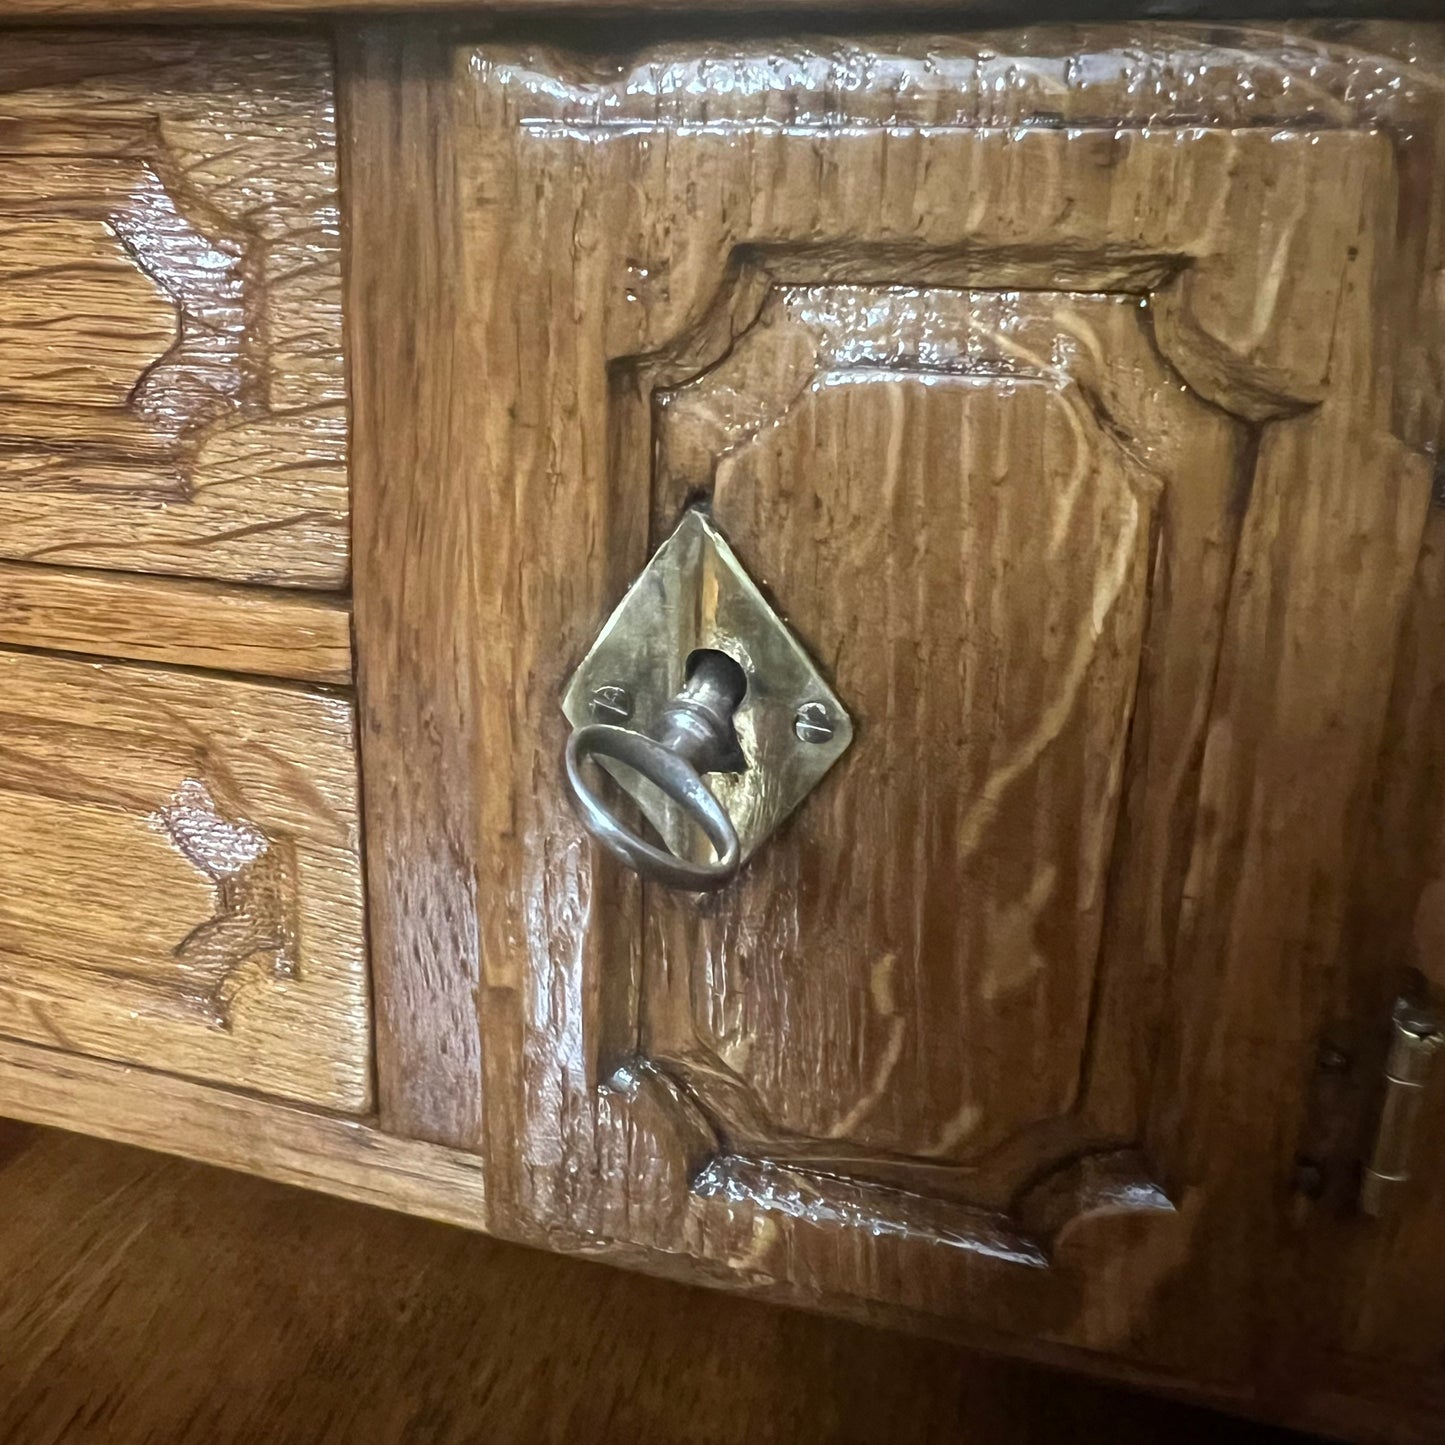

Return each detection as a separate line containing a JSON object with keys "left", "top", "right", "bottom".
{"left": 0, "top": 1123, "right": 1322, "bottom": 1445}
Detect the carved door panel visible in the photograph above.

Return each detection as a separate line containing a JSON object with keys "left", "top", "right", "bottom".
{"left": 351, "top": 32, "right": 1438, "bottom": 1374}
{"left": 645, "top": 285, "right": 1229, "bottom": 1228}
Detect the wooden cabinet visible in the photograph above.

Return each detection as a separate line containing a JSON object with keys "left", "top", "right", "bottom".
{"left": 1, "top": 16, "right": 1444, "bottom": 1443}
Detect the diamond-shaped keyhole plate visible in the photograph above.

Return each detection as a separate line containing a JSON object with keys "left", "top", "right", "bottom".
{"left": 562, "top": 511, "right": 852, "bottom": 866}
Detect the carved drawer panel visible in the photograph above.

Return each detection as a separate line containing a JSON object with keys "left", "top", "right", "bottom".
{"left": 0, "top": 649, "right": 369, "bottom": 1110}
{"left": 0, "top": 33, "right": 347, "bottom": 587}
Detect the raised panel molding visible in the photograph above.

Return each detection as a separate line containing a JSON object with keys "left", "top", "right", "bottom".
{"left": 632, "top": 285, "right": 1213, "bottom": 1241}
{"left": 607, "top": 154, "right": 1401, "bottom": 1252}
{"left": 0, "top": 34, "right": 347, "bottom": 586}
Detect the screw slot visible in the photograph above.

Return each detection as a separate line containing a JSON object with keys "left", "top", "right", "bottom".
{"left": 793, "top": 702, "right": 834, "bottom": 745}
{"left": 589, "top": 684, "right": 634, "bottom": 724}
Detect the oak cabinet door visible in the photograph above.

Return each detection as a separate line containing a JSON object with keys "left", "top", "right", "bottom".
{"left": 349, "top": 29, "right": 1441, "bottom": 1381}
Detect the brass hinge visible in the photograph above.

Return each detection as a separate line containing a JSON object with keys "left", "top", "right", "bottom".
{"left": 1360, "top": 992, "right": 1444, "bottom": 1218}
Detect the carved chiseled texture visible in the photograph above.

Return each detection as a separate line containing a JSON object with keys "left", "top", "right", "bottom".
{"left": 0, "top": 648, "right": 369, "bottom": 1109}
{"left": 306, "top": 21, "right": 1445, "bottom": 1431}
{"left": 0, "top": 34, "right": 347, "bottom": 586}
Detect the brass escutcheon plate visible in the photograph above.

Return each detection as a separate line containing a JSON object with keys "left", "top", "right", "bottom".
{"left": 562, "top": 510, "right": 853, "bottom": 868}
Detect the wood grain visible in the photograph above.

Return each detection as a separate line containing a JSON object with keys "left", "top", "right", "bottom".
{"left": 0, "top": 1127, "right": 1323, "bottom": 1445}
{"left": 0, "top": 1038, "right": 482, "bottom": 1222}
{"left": 0, "top": 648, "right": 369, "bottom": 1108}
{"left": 0, "top": 33, "right": 347, "bottom": 587}
{"left": 0, "top": 19, "right": 1434, "bottom": 1445}
{"left": 0, "top": 563, "right": 351, "bottom": 683}
{"left": 345, "top": 17, "right": 1443, "bottom": 1421}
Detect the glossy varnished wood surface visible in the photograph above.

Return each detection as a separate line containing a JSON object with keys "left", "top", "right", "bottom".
{"left": 0, "top": 33, "right": 347, "bottom": 587}
{"left": 648, "top": 283, "right": 1235, "bottom": 1223}
{"left": 0, "top": 649, "right": 369, "bottom": 1108}
{"left": 0, "top": 564, "right": 352, "bottom": 683}
{"left": 0, "top": 1125, "right": 1324, "bottom": 1445}
{"left": 346, "top": 20, "right": 1445, "bottom": 1436}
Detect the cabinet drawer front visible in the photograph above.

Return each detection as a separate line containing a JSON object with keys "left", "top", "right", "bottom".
{"left": 0, "top": 650, "right": 369, "bottom": 1110}
{"left": 0, "top": 33, "right": 346, "bottom": 587}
